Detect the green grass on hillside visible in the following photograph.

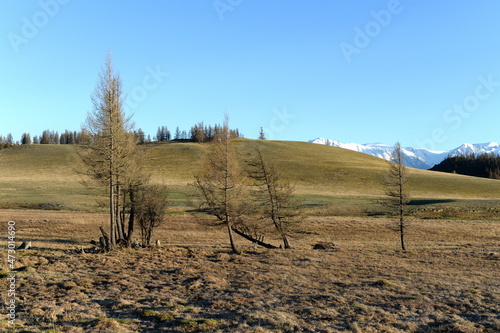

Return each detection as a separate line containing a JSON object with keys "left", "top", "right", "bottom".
{"left": 0, "top": 145, "right": 98, "bottom": 211}
{"left": 235, "top": 140, "right": 500, "bottom": 199}
{"left": 1, "top": 140, "right": 499, "bottom": 213}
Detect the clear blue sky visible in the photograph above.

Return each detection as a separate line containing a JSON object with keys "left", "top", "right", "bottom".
{"left": 1, "top": 1, "right": 499, "bottom": 151}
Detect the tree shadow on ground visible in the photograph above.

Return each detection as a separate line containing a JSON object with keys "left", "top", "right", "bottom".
{"left": 408, "top": 199, "right": 456, "bottom": 206}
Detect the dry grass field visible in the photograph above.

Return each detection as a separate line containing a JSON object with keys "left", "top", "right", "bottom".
{"left": 1, "top": 210, "right": 499, "bottom": 332}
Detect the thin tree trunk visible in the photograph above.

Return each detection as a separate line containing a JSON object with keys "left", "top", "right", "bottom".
{"left": 399, "top": 167, "right": 406, "bottom": 251}
{"left": 127, "top": 189, "right": 135, "bottom": 242}
{"left": 400, "top": 216, "right": 406, "bottom": 251}
{"left": 100, "top": 226, "right": 110, "bottom": 251}
{"left": 116, "top": 184, "right": 125, "bottom": 241}
{"left": 227, "top": 223, "right": 241, "bottom": 254}
{"left": 147, "top": 221, "right": 153, "bottom": 247}
{"left": 99, "top": 237, "right": 107, "bottom": 251}
{"left": 109, "top": 175, "right": 116, "bottom": 249}
{"left": 141, "top": 224, "right": 146, "bottom": 247}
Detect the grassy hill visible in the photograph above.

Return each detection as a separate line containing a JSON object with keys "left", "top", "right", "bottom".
{"left": 1, "top": 140, "right": 499, "bottom": 213}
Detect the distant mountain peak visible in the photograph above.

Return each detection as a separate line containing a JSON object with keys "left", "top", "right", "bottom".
{"left": 309, "top": 138, "right": 500, "bottom": 169}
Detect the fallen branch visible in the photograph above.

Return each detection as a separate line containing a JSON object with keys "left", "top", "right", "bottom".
{"left": 231, "top": 227, "right": 278, "bottom": 249}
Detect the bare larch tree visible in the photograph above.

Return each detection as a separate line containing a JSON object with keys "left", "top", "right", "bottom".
{"left": 382, "top": 141, "right": 410, "bottom": 251}
{"left": 248, "top": 146, "right": 298, "bottom": 249}
{"left": 193, "top": 115, "right": 248, "bottom": 254}
{"left": 80, "top": 53, "right": 140, "bottom": 250}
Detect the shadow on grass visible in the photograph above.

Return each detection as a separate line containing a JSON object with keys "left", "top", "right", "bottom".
{"left": 408, "top": 199, "right": 456, "bottom": 206}
{"left": 14, "top": 237, "right": 83, "bottom": 252}
{"left": 22, "top": 237, "right": 80, "bottom": 244}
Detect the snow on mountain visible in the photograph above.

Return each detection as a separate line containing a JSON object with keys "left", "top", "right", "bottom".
{"left": 449, "top": 142, "right": 500, "bottom": 157}
{"left": 310, "top": 139, "right": 500, "bottom": 169}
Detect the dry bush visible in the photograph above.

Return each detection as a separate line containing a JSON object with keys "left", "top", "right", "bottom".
{"left": 135, "top": 184, "right": 168, "bottom": 247}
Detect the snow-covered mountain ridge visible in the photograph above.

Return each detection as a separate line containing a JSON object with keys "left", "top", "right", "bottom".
{"left": 310, "top": 138, "right": 500, "bottom": 169}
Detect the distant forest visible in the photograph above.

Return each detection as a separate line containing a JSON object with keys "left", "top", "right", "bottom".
{"left": 430, "top": 154, "right": 500, "bottom": 179}
{"left": 0, "top": 122, "right": 244, "bottom": 148}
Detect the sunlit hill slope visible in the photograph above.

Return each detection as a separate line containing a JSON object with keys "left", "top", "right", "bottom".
{"left": 1, "top": 140, "right": 499, "bottom": 211}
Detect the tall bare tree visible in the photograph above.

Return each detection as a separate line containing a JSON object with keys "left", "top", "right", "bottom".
{"left": 248, "top": 146, "right": 298, "bottom": 249}
{"left": 382, "top": 142, "right": 410, "bottom": 251}
{"left": 80, "top": 53, "right": 139, "bottom": 250}
{"left": 193, "top": 115, "right": 247, "bottom": 254}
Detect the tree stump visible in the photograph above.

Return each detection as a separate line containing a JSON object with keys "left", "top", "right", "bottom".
{"left": 99, "top": 227, "right": 110, "bottom": 251}
{"left": 17, "top": 241, "right": 32, "bottom": 250}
